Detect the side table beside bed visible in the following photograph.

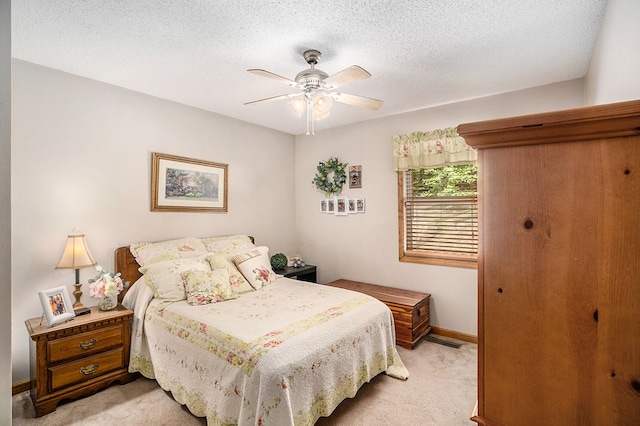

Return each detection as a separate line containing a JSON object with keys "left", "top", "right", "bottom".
{"left": 25, "top": 305, "right": 136, "bottom": 417}
{"left": 278, "top": 264, "right": 317, "bottom": 282}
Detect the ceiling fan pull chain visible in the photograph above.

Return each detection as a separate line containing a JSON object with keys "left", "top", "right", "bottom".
{"left": 306, "top": 97, "right": 314, "bottom": 135}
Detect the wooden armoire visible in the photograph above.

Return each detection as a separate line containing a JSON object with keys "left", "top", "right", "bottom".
{"left": 458, "top": 100, "right": 640, "bottom": 425}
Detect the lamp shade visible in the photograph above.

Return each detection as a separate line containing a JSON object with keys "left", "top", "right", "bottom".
{"left": 287, "top": 97, "right": 306, "bottom": 117}
{"left": 313, "top": 93, "right": 333, "bottom": 120}
{"left": 55, "top": 233, "right": 96, "bottom": 269}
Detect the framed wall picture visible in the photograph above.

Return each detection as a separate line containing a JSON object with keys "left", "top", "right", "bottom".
{"left": 151, "top": 152, "right": 228, "bottom": 213}
{"left": 38, "top": 286, "right": 75, "bottom": 327}
{"left": 355, "top": 198, "right": 366, "bottom": 213}
{"left": 326, "top": 198, "right": 335, "bottom": 213}
{"left": 349, "top": 165, "right": 362, "bottom": 189}
{"left": 320, "top": 199, "right": 328, "bottom": 213}
{"left": 348, "top": 198, "right": 357, "bottom": 213}
{"left": 335, "top": 196, "right": 348, "bottom": 216}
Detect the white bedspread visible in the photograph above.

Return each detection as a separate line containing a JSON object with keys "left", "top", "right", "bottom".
{"left": 126, "top": 277, "right": 408, "bottom": 425}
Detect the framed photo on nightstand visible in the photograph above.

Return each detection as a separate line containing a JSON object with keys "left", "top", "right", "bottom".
{"left": 38, "top": 286, "right": 75, "bottom": 327}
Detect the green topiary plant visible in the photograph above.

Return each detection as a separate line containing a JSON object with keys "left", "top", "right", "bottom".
{"left": 270, "top": 253, "right": 288, "bottom": 271}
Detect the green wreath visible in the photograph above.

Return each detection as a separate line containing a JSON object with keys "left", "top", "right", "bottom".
{"left": 312, "top": 157, "right": 348, "bottom": 195}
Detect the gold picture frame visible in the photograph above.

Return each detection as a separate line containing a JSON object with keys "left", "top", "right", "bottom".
{"left": 151, "top": 152, "right": 228, "bottom": 213}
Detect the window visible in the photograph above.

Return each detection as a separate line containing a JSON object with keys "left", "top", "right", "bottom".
{"left": 398, "top": 164, "right": 478, "bottom": 268}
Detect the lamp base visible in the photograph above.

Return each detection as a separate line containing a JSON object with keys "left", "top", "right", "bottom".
{"left": 74, "top": 307, "right": 91, "bottom": 316}
{"left": 73, "top": 282, "right": 85, "bottom": 310}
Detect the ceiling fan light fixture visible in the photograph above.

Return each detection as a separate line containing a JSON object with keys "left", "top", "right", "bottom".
{"left": 246, "top": 49, "right": 383, "bottom": 135}
{"left": 313, "top": 108, "right": 330, "bottom": 120}
{"left": 288, "top": 97, "right": 306, "bottom": 117}
{"left": 313, "top": 93, "right": 332, "bottom": 119}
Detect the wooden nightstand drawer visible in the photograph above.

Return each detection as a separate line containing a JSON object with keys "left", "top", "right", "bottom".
{"left": 48, "top": 324, "right": 124, "bottom": 363}
{"left": 49, "top": 347, "right": 125, "bottom": 392}
{"left": 26, "top": 306, "right": 137, "bottom": 417}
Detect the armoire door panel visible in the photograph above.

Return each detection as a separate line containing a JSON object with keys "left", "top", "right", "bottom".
{"left": 460, "top": 100, "right": 640, "bottom": 426}
{"left": 593, "top": 136, "right": 640, "bottom": 424}
{"left": 481, "top": 142, "right": 600, "bottom": 424}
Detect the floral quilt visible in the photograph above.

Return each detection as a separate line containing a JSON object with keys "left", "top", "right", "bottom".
{"left": 126, "top": 277, "right": 408, "bottom": 425}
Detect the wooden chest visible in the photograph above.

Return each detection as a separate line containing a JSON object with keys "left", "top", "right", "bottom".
{"left": 325, "top": 279, "right": 431, "bottom": 349}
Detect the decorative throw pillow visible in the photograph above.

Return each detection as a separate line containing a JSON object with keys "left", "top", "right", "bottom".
{"left": 182, "top": 268, "right": 236, "bottom": 305}
{"left": 232, "top": 246, "right": 277, "bottom": 290}
{"left": 205, "top": 252, "right": 255, "bottom": 294}
{"left": 139, "top": 257, "right": 211, "bottom": 301}
{"left": 200, "top": 235, "right": 255, "bottom": 254}
{"left": 130, "top": 237, "right": 207, "bottom": 267}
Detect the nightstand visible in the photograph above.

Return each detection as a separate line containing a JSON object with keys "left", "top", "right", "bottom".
{"left": 25, "top": 305, "right": 137, "bottom": 417}
{"left": 279, "top": 264, "right": 317, "bottom": 283}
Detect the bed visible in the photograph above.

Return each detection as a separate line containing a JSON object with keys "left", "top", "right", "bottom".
{"left": 115, "top": 235, "right": 408, "bottom": 425}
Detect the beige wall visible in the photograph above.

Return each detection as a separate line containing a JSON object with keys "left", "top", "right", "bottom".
{"left": 585, "top": 0, "right": 640, "bottom": 104}
{"left": 295, "top": 79, "right": 585, "bottom": 336}
{"left": 1, "top": 0, "right": 11, "bottom": 421}
{"left": 11, "top": 0, "right": 640, "bottom": 389}
{"left": 295, "top": 0, "right": 640, "bottom": 337}
{"left": 10, "top": 60, "right": 296, "bottom": 382}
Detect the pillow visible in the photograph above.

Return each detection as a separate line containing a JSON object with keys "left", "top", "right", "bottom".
{"left": 139, "top": 257, "right": 211, "bottom": 301}
{"left": 200, "top": 234, "right": 255, "bottom": 254}
{"left": 121, "top": 276, "right": 145, "bottom": 310}
{"left": 205, "top": 252, "right": 255, "bottom": 294}
{"left": 130, "top": 237, "right": 207, "bottom": 267}
{"left": 182, "top": 268, "right": 237, "bottom": 305}
{"left": 232, "top": 246, "right": 277, "bottom": 290}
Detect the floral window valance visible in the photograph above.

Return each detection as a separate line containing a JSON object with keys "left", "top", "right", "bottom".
{"left": 392, "top": 127, "right": 477, "bottom": 171}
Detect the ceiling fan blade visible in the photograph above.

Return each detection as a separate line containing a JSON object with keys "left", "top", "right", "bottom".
{"left": 247, "top": 69, "right": 298, "bottom": 86}
{"left": 244, "top": 93, "right": 298, "bottom": 106}
{"left": 323, "top": 65, "right": 371, "bottom": 89}
{"left": 330, "top": 92, "right": 383, "bottom": 110}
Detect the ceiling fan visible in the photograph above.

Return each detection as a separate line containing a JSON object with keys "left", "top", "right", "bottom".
{"left": 245, "top": 49, "right": 383, "bottom": 135}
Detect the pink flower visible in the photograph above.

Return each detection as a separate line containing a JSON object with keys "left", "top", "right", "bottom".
{"left": 88, "top": 266, "right": 128, "bottom": 300}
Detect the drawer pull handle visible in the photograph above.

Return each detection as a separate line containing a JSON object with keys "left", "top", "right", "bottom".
{"left": 80, "top": 364, "right": 99, "bottom": 375}
{"left": 79, "top": 338, "right": 98, "bottom": 350}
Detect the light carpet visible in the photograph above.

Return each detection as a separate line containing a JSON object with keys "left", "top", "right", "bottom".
{"left": 12, "top": 335, "right": 477, "bottom": 425}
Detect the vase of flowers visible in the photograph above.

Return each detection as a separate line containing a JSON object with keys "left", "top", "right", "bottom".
{"left": 88, "top": 266, "right": 128, "bottom": 311}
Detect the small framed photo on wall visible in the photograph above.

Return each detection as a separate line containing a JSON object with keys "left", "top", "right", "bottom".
{"left": 349, "top": 165, "right": 362, "bottom": 189}
{"left": 355, "top": 198, "right": 365, "bottom": 213}
{"left": 326, "top": 198, "right": 335, "bottom": 214}
{"left": 320, "top": 199, "right": 328, "bottom": 213}
{"left": 38, "top": 286, "right": 75, "bottom": 327}
{"left": 335, "top": 196, "right": 348, "bottom": 216}
{"left": 348, "top": 198, "right": 357, "bottom": 213}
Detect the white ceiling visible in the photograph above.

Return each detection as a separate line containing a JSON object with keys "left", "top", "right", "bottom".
{"left": 12, "top": 0, "right": 609, "bottom": 135}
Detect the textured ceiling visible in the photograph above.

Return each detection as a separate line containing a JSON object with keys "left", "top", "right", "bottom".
{"left": 12, "top": 0, "right": 609, "bottom": 135}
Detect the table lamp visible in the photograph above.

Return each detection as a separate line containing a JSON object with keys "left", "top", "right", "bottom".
{"left": 55, "top": 228, "right": 96, "bottom": 315}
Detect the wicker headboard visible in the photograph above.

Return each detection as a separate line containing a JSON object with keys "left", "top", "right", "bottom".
{"left": 114, "top": 236, "right": 255, "bottom": 303}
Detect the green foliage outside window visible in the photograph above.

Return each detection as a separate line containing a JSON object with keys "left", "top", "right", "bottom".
{"left": 411, "top": 164, "right": 478, "bottom": 197}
